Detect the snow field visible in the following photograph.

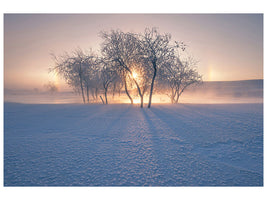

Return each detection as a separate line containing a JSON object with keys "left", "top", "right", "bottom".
{"left": 4, "top": 103, "right": 263, "bottom": 186}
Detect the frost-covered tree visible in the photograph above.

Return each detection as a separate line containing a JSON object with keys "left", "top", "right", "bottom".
{"left": 51, "top": 48, "right": 99, "bottom": 104}
{"left": 164, "top": 56, "right": 202, "bottom": 103}
{"left": 82, "top": 52, "right": 99, "bottom": 103}
{"left": 131, "top": 62, "right": 152, "bottom": 106}
{"left": 99, "top": 59, "right": 120, "bottom": 104}
{"left": 115, "top": 68, "right": 134, "bottom": 104}
{"left": 100, "top": 30, "right": 146, "bottom": 107}
{"left": 51, "top": 48, "right": 85, "bottom": 103}
{"left": 50, "top": 28, "right": 202, "bottom": 106}
{"left": 140, "top": 28, "right": 179, "bottom": 108}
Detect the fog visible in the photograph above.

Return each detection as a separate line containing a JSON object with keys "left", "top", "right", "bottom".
{"left": 4, "top": 79, "right": 263, "bottom": 104}
{"left": 179, "top": 79, "right": 263, "bottom": 104}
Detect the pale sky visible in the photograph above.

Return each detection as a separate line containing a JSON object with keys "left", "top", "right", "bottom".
{"left": 4, "top": 14, "right": 263, "bottom": 90}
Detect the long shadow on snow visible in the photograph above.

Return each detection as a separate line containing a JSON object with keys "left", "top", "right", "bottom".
{"left": 83, "top": 105, "right": 145, "bottom": 186}
{"left": 148, "top": 105, "right": 263, "bottom": 186}
{"left": 140, "top": 108, "right": 187, "bottom": 186}
{"left": 148, "top": 105, "right": 194, "bottom": 142}
{"left": 101, "top": 105, "right": 134, "bottom": 134}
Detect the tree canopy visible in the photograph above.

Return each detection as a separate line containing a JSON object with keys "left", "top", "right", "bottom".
{"left": 50, "top": 28, "right": 202, "bottom": 107}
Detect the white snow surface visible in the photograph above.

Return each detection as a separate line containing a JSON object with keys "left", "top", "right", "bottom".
{"left": 4, "top": 103, "right": 263, "bottom": 186}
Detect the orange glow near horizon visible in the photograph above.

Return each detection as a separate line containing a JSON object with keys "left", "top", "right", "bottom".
{"left": 133, "top": 99, "right": 139, "bottom": 104}
{"left": 130, "top": 95, "right": 169, "bottom": 105}
{"left": 52, "top": 73, "right": 60, "bottom": 88}
{"left": 208, "top": 66, "right": 216, "bottom": 81}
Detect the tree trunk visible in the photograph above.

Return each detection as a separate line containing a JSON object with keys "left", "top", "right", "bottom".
{"left": 112, "top": 83, "right": 116, "bottom": 98}
{"left": 104, "top": 88, "right": 108, "bottom": 104}
{"left": 79, "top": 63, "right": 85, "bottom": 104}
{"left": 95, "top": 88, "right": 98, "bottom": 100}
{"left": 133, "top": 79, "right": 143, "bottom": 108}
{"left": 100, "top": 96, "right": 105, "bottom": 104}
{"left": 122, "top": 63, "right": 142, "bottom": 108}
{"left": 148, "top": 62, "right": 157, "bottom": 108}
{"left": 171, "top": 88, "right": 175, "bottom": 104}
{"left": 124, "top": 78, "right": 133, "bottom": 104}
{"left": 175, "top": 93, "right": 180, "bottom": 104}
{"left": 86, "top": 85, "right": 89, "bottom": 103}
{"left": 80, "top": 75, "right": 85, "bottom": 104}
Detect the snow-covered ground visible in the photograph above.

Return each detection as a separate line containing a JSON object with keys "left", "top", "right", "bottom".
{"left": 4, "top": 103, "right": 263, "bottom": 186}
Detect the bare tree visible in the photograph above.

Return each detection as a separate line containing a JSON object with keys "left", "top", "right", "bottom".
{"left": 50, "top": 48, "right": 90, "bottom": 104}
{"left": 131, "top": 62, "right": 151, "bottom": 106}
{"left": 99, "top": 59, "right": 119, "bottom": 104}
{"left": 140, "top": 28, "right": 178, "bottom": 108}
{"left": 50, "top": 28, "right": 201, "bottom": 106}
{"left": 51, "top": 48, "right": 100, "bottom": 104}
{"left": 123, "top": 69, "right": 134, "bottom": 104}
{"left": 100, "top": 30, "right": 145, "bottom": 107}
{"left": 115, "top": 68, "right": 134, "bottom": 104}
{"left": 111, "top": 76, "right": 123, "bottom": 99}
{"left": 165, "top": 56, "right": 202, "bottom": 103}
{"left": 90, "top": 70, "right": 102, "bottom": 102}
{"left": 82, "top": 51, "right": 99, "bottom": 103}
{"left": 44, "top": 81, "right": 59, "bottom": 94}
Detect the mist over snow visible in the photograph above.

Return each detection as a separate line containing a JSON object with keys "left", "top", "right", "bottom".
{"left": 4, "top": 79, "right": 263, "bottom": 104}
{"left": 180, "top": 79, "right": 263, "bottom": 104}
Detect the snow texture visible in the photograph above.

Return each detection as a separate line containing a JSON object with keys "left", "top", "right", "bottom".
{"left": 4, "top": 103, "right": 263, "bottom": 186}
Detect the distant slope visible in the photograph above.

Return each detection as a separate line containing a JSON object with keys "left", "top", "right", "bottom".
{"left": 187, "top": 79, "right": 263, "bottom": 97}
{"left": 176, "top": 79, "right": 263, "bottom": 103}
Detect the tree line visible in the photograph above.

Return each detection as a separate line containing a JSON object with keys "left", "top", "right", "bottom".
{"left": 50, "top": 28, "right": 202, "bottom": 108}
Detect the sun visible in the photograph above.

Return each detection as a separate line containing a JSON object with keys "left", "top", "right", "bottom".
{"left": 132, "top": 72, "right": 138, "bottom": 79}
{"left": 133, "top": 99, "right": 140, "bottom": 104}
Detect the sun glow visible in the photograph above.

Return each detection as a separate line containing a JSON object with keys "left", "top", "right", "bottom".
{"left": 132, "top": 72, "right": 138, "bottom": 79}
{"left": 53, "top": 73, "right": 59, "bottom": 86}
{"left": 133, "top": 99, "right": 140, "bottom": 104}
